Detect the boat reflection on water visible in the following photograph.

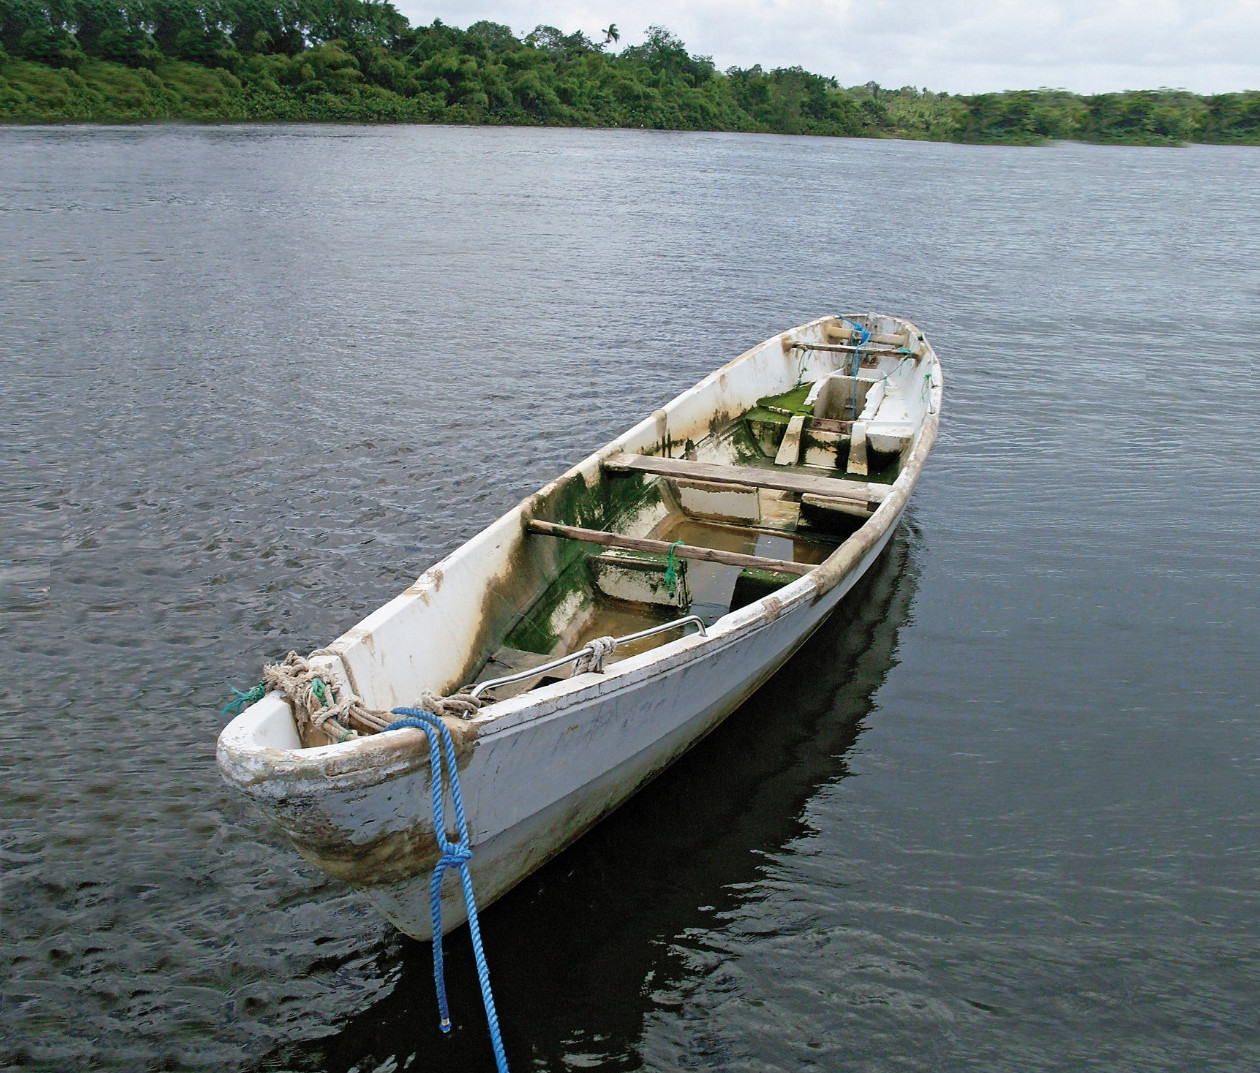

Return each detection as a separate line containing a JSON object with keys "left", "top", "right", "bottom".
{"left": 262, "top": 522, "right": 923, "bottom": 1073}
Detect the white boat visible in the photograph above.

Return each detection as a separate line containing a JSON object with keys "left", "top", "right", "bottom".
{"left": 217, "top": 312, "right": 943, "bottom": 941}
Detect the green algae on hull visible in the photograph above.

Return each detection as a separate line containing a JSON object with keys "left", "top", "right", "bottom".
{"left": 502, "top": 467, "right": 667, "bottom": 656}
{"left": 744, "top": 382, "right": 816, "bottom": 425}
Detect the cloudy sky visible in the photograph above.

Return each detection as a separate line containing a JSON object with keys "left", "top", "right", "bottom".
{"left": 392, "top": 1, "right": 1260, "bottom": 94}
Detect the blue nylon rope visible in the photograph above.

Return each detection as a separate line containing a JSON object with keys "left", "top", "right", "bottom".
{"left": 386, "top": 709, "right": 509, "bottom": 1073}
{"left": 838, "top": 316, "right": 872, "bottom": 422}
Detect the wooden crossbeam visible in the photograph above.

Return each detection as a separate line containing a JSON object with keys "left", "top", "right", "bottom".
{"left": 785, "top": 340, "right": 912, "bottom": 357}
{"left": 525, "top": 520, "right": 813, "bottom": 576}
{"left": 603, "top": 452, "right": 886, "bottom": 506}
{"left": 786, "top": 329, "right": 913, "bottom": 351}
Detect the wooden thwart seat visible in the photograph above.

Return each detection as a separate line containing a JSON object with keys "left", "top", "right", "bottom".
{"left": 525, "top": 520, "right": 814, "bottom": 576}
{"left": 602, "top": 452, "right": 887, "bottom": 507}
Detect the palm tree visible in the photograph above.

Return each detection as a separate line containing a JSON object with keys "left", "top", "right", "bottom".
{"left": 603, "top": 24, "right": 620, "bottom": 47}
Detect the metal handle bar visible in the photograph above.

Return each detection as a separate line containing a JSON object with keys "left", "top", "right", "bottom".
{"left": 469, "top": 614, "right": 708, "bottom": 699}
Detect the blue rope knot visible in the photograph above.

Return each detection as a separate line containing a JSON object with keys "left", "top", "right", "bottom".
{"left": 432, "top": 844, "right": 473, "bottom": 898}
{"left": 439, "top": 845, "right": 473, "bottom": 867}
{"left": 386, "top": 709, "right": 509, "bottom": 1072}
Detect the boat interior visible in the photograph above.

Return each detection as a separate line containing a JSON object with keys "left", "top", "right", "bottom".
{"left": 274, "top": 314, "right": 937, "bottom": 742}
{"left": 458, "top": 316, "right": 932, "bottom": 705}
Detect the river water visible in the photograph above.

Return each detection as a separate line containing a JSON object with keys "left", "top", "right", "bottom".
{"left": 3, "top": 125, "right": 1258, "bottom": 1072}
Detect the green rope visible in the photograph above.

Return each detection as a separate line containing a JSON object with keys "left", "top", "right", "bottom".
{"left": 663, "top": 540, "right": 685, "bottom": 594}
{"left": 793, "top": 342, "right": 808, "bottom": 385}
{"left": 221, "top": 682, "right": 265, "bottom": 717}
{"left": 220, "top": 675, "right": 328, "bottom": 719}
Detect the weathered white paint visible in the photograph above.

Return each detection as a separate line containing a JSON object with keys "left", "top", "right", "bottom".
{"left": 847, "top": 420, "right": 870, "bottom": 475}
{"left": 774, "top": 414, "right": 806, "bottom": 466}
{"left": 673, "top": 480, "right": 761, "bottom": 522}
{"left": 588, "top": 552, "right": 688, "bottom": 608}
{"left": 216, "top": 313, "right": 943, "bottom": 940}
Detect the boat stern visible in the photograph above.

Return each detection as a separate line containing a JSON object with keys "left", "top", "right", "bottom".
{"left": 216, "top": 696, "right": 463, "bottom": 890}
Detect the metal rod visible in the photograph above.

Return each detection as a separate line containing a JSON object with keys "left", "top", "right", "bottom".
{"left": 469, "top": 614, "right": 708, "bottom": 699}
{"left": 611, "top": 614, "right": 708, "bottom": 647}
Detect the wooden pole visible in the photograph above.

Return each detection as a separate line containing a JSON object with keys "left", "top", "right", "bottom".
{"left": 524, "top": 520, "right": 814, "bottom": 576}
{"left": 602, "top": 452, "right": 885, "bottom": 507}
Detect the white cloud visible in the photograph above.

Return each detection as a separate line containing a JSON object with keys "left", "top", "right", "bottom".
{"left": 391, "top": 1, "right": 1260, "bottom": 93}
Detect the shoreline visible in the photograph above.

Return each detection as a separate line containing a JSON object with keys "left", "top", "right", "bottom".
{"left": 2, "top": 40, "right": 1257, "bottom": 148}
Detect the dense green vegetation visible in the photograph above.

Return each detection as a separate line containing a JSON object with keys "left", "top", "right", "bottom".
{"left": 2, "top": 2, "right": 1258, "bottom": 144}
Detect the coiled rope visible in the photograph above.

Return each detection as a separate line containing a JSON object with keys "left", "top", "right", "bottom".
{"left": 386, "top": 708, "right": 509, "bottom": 1073}
{"left": 221, "top": 652, "right": 482, "bottom": 742}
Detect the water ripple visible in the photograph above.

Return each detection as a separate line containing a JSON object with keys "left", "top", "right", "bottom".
{"left": 2, "top": 127, "right": 1258, "bottom": 1073}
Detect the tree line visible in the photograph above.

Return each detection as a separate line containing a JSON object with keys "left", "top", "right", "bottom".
{"left": 1, "top": 2, "right": 1257, "bottom": 143}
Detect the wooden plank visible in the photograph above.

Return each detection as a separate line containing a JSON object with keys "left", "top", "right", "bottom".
{"left": 774, "top": 414, "right": 806, "bottom": 466}
{"left": 525, "top": 520, "right": 814, "bottom": 576}
{"left": 800, "top": 493, "right": 875, "bottom": 519}
{"left": 807, "top": 415, "right": 853, "bottom": 434}
{"left": 603, "top": 452, "right": 886, "bottom": 505}
{"left": 785, "top": 341, "right": 910, "bottom": 356}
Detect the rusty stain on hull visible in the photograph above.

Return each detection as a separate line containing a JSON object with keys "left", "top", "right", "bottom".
{"left": 291, "top": 818, "right": 441, "bottom": 886}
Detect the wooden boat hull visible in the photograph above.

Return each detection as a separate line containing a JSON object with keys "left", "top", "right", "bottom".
{"left": 217, "top": 313, "right": 942, "bottom": 940}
